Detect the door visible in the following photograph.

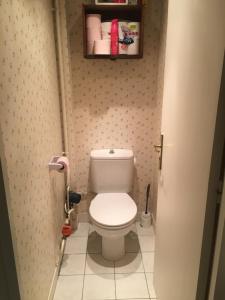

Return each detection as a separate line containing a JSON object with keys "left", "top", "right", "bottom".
{"left": 0, "top": 160, "right": 21, "bottom": 300}
{"left": 196, "top": 56, "right": 225, "bottom": 299}
{"left": 209, "top": 177, "right": 225, "bottom": 299}
{"left": 154, "top": 1, "right": 225, "bottom": 300}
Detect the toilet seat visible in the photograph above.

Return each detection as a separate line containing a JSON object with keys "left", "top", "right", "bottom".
{"left": 89, "top": 193, "right": 137, "bottom": 228}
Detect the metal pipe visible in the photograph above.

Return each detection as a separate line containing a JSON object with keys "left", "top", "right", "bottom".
{"left": 52, "top": 0, "right": 69, "bottom": 265}
{"left": 53, "top": 0, "right": 69, "bottom": 155}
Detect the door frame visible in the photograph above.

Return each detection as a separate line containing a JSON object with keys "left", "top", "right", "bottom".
{"left": 214, "top": 217, "right": 225, "bottom": 299}
{"left": 0, "top": 159, "right": 21, "bottom": 300}
{"left": 196, "top": 54, "right": 225, "bottom": 300}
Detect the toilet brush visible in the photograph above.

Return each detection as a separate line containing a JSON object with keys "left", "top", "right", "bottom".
{"left": 145, "top": 183, "right": 150, "bottom": 214}
{"left": 140, "top": 183, "right": 152, "bottom": 227}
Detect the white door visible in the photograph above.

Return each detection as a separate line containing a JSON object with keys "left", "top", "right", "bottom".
{"left": 154, "top": 1, "right": 225, "bottom": 300}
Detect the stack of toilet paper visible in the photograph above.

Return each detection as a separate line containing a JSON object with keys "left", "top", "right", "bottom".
{"left": 86, "top": 14, "right": 101, "bottom": 54}
{"left": 86, "top": 14, "right": 140, "bottom": 56}
{"left": 101, "top": 21, "right": 112, "bottom": 40}
{"left": 86, "top": 14, "right": 111, "bottom": 55}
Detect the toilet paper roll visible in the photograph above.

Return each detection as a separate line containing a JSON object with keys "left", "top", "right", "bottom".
{"left": 87, "top": 41, "right": 94, "bottom": 55}
{"left": 86, "top": 14, "right": 101, "bottom": 28}
{"left": 94, "top": 39, "right": 111, "bottom": 55}
{"left": 87, "top": 28, "right": 101, "bottom": 43}
{"left": 101, "top": 22, "right": 112, "bottom": 40}
{"left": 57, "top": 156, "right": 69, "bottom": 172}
{"left": 57, "top": 156, "right": 70, "bottom": 185}
{"left": 127, "top": 38, "right": 139, "bottom": 55}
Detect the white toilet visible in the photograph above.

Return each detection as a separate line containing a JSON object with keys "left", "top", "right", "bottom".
{"left": 89, "top": 149, "right": 137, "bottom": 261}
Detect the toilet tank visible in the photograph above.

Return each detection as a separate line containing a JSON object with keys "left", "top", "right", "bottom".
{"left": 90, "top": 149, "right": 134, "bottom": 193}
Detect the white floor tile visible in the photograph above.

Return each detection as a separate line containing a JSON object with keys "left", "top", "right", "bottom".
{"left": 115, "top": 253, "right": 144, "bottom": 274}
{"left": 125, "top": 231, "right": 140, "bottom": 253}
{"left": 70, "top": 222, "right": 90, "bottom": 237}
{"left": 115, "top": 273, "right": 149, "bottom": 299}
{"left": 146, "top": 273, "right": 157, "bottom": 299}
{"left": 142, "top": 252, "right": 154, "bottom": 272}
{"left": 53, "top": 275, "right": 83, "bottom": 300}
{"left": 138, "top": 236, "right": 155, "bottom": 252}
{"left": 60, "top": 254, "right": 86, "bottom": 275}
{"left": 64, "top": 237, "right": 88, "bottom": 254}
{"left": 136, "top": 222, "right": 154, "bottom": 236}
{"left": 87, "top": 232, "right": 102, "bottom": 254}
{"left": 85, "top": 253, "right": 114, "bottom": 274}
{"left": 83, "top": 274, "right": 115, "bottom": 300}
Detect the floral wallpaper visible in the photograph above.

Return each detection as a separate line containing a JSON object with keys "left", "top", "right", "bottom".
{"left": 0, "top": 1, "right": 64, "bottom": 299}
{"left": 65, "top": 0, "right": 164, "bottom": 214}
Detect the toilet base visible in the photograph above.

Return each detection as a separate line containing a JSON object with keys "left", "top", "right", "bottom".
{"left": 90, "top": 221, "right": 135, "bottom": 261}
{"left": 102, "top": 236, "right": 125, "bottom": 261}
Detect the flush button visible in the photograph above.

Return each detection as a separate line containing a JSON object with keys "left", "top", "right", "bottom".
{"left": 109, "top": 149, "right": 115, "bottom": 154}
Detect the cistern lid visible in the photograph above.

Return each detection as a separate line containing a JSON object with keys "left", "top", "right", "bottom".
{"left": 89, "top": 193, "right": 137, "bottom": 227}
{"left": 90, "top": 149, "right": 133, "bottom": 160}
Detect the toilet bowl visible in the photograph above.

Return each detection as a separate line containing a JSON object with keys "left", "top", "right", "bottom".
{"left": 89, "top": 192, "right": 137, "bottom": 261}
{"left": 89, "top": 148, "right": 137, "bottom": 261}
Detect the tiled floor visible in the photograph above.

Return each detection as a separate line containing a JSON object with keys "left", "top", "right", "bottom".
{"left": 53, "top": 222, "right": 157, "bottom": 300}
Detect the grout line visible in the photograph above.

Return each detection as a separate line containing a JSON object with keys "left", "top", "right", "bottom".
{"left": 138, "top": 228, "right": 154, "bottom": 300}
{"left": 139, "top": 246, "right": 151, "bottom": 299}
{"left": 144, "top": 271, "right": 151, "bottom": 299}
{"left": 68, "top": 236, "right": 89, "bottom": 239}
{"left": 114, "top": 259, "right": 117, "bottom": 300}
{"left": 60, "top": 270, "right": 154, "bottom": 276}
{"left": 59, "top": 274, "right": 86, "bottom": 277}
{"left": 64, "top": 251, "right": 103, "bottom": 255}
{"left": 116, "top": 297, "right": 151, "bottom": 300}
{"left": 116, "top": 297, "right": 150, "bottom": 300}
{"left": 63, "top": 253, "right": 87, "bottom": 255}
{"left": 64, "top": 252, "right": 88, "bottom": 255}
{"left": 80, "top": 224, "right": 90, "bottom": 300}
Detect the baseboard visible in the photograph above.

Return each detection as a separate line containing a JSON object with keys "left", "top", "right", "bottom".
{"left": 48, "top": 239, "right": 66, "bottom": 300}
{"left": 48, "top": 264, "right": 60, "bottom": 300}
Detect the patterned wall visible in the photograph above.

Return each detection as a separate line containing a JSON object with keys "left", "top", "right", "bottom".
{"left": 65, "top": 0, "right": 164, "bottom": 214}
{"left": 0, "top": 1, "right": 64, "bottom": 299}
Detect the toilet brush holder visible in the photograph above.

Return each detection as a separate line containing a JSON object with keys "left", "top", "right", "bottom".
{"left": 140, "top": 211, "right": 151, "bottom": 228}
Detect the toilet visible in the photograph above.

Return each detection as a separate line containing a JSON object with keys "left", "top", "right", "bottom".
{"left": 89, "top": 149, "right": 137, "bottom": 261}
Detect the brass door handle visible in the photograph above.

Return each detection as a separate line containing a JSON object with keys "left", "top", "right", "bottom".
{"left": 153, "top": 134, "right": 164, "bottom": 170}
{"left": 154, "top": 144, "right": 162, "bottom": 152}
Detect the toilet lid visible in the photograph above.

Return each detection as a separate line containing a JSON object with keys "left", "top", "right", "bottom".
{"left": 89, "top": 193, "right": 137, "bottom": 227}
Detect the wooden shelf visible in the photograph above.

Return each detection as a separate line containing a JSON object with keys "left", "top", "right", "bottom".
{"left": 83, "top": 4, "right": 144, "bottom": 59}
{"left": 85, "top": 54, "right": 141, "bottom": 59}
